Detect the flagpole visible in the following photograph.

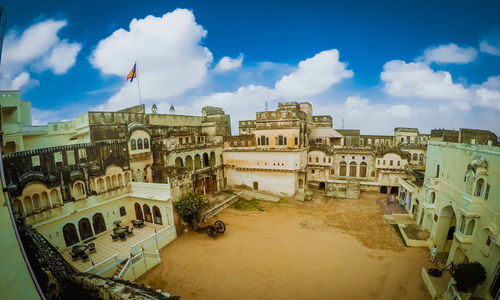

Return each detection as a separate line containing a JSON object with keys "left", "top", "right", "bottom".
{"left": 136, "top": 61, "right": 142, "bottom": 105}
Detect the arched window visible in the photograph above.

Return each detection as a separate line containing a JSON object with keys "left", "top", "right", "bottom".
{"left": 153, "top": 206, "right": 162, "bottom": 225}
{"left": 78, "top": 218, "right": 93, "bottom": 240}
{"left": 134, "top": 203, "right": 143, "bottom": 220}
{"left": 175, "top": 157, "right": 184, "bottom": 168}
{"left": 97, "top": 178, "right": 105, "bottom": 193}
{"left": 475, "top": 179, "right": 484, "bottom": 197}
{"left": 210, "top": 152, "right": 216, "bottom": 166}
{"left": 203, "top": 153, "right": 209, "bottom": 168}
{"left": 349, "top": 161, "right": 357, "bottom": 177}
{"left": 185, "top": 156, "right": 193, "bottom": 169}
{"left": 339, "top": 161, "right": 347, "bottom": 176}
{"left": 13, "top": 199, "right": 24, "bottom": 215}
{"left": 359, "top": 162, "right": 367, "bottom": 178}
{"left": 106, "top": 177, "right": 111, "bottom": 190}
{"left": 131, "top": 139, "right": 137, "bottom": 150}
{"left": 92, "top": 213, "right": 106, "bottom": 234}
{"left": 143, "top": 204, "right": 152, "bottom": 222}
{"left": 466, "top": 220, "right": 475, "bottom": 235}
{"left": 33, "top": 194, "right": 41, "bottom": 210}
{"left": 194, "top": 154, "right": 201, "bottom": 169}
{"left": 419, "top": 153, "right": 424, "bottom": 162}
{"left": 465, "top": 173, "right": 474, "bottom": 194}
{"left": 24, "top": 196, "right": 33, "bottom": 214}
{"left": 412, "top": 153, "right": 418, "bottom": 161}
{"left": 41, "top": 192, "right": 49, "bottom": 209}
{"left": 144, "top": 138, "right": 149, "bottom": 149}
{"left": 137, "top": 138, "right": 143, "bottom": 150}
{"left": 459, "top": 215, "right": 466, "bottom": 232}
{"left": 63, "top": 223, "right": 79, "bottom": 247}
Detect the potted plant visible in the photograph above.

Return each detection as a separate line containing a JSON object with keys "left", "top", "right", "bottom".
{"left": 452, "top": 262, "right": 486, "bottom": 299}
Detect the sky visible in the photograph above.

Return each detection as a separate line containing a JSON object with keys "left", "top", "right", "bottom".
{"left": 1, "top": 0, "right": 500, "bottom": 135}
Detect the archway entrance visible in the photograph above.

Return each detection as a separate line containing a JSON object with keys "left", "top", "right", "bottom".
{"left": 92, "top": 213, "right": 107, "bottom": 235}
{"left": 380, "top": 186, "right": 388, "bottom": 194}
{"left": 63, "top": 223, "right": 79, "bottom": 247}
{"left": 78, "top": 218, "right": 94, "bottom": 241}
{"left": 319, "top": 182, "right": 326, "bottom": 190}
{"left": 435, "top": 205, "right": 456, "bottom": 254}
{"left": 390, "top": 186, "right": 399, "bottom": 194}
{"left": 134, "top": 203, "right": 143, "bottom": 220}
{"left": 153, "top": 206, "right": 162, "bottom": 225}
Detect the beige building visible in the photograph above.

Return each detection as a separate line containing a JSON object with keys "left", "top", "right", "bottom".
{"left": 418, "top": 141, "right": 500, "bottom": 299}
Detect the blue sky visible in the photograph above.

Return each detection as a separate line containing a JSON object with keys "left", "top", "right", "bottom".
{"left": 1, "top": 0, "right": 500, "bottom": 135}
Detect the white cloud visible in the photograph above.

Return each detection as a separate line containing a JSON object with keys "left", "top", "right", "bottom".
{"left": 380, "top": 60, "right": 471, "bottom": 109}
{"left": 388, "top": 104, "right": 412, "bottom": 118}
{"left": 0, "top": 19, "right": 81, "bottom": 90}
{"left": 275, "top": 49, "right": 353, "bottom": 98}
{"left": 214, "top": 54, "right": 243, "bottom": 73}
{"left": 91, "top": 9, "right": 213, "bottom": 110}
{"left": 419, "top": 43, "right": 477, "bottom": 64}
{"left": 39, "top": 41, "right": 82, "bottom": 74}
{"left": 472, "top": 76, "right": 500, "bottom": 110}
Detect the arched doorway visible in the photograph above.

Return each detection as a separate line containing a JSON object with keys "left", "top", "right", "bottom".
{"left": 319, "top": 182, "right": 326, "bottom": 190}
{"left": 134, "top": 203, "right": 143, "bottom": 220}
{"left": 349, "top": 162, "right": 357, "bottom": 177}
{"left": 175, "top": 157, "right": 184, "bottom": 168}
{"left": 143, "top": 204, "right": 152, "bottom": 222}
{"left": 105, "top": 177, "right": 111, "bottom": 190}
{"left": 33, "top": 194, "right": 41, "bottom": 210}
{"left": 13, "top": 198, "right": 24, "bottom": 215}
{"left": 63, "top": 223, "right": 79, "bottom": 247}
{"left": 194, "top": 154, "right": 201, "bottom": 169}
{"left": 153, "top": 206, "right": 162, "bottom": 225}
{"left": 185, "top": 155, "right": 193, "bottom": 169}
{"left": 380, "top": 186, "right": 388, "bottom": 194}
{"left": 436, "top": 205, "right": 456, "bottom": 254}
{"left": 78, "top": 218, "right": 94, "bottom": 241}
{"left": 74, "top": 181, "right": 85, "bottom": 200}
{"left": 359, "top": 162, "right": 367, "bottom": 177}
{"left": 92, "top": 213, "right": 107, "bottom": 234}
{"left": 97, "top": 178, "right": 105, "bottom": 193}
{"left": 41, "top": 192, "right": 49, "bottom": 209}
{"left": 210, "top": 152, "right": 216, "bottom": 166}
{"left": 203, "top": 153, "right": 209, "bottom": 168}
{"left": 390, "top": 186, "right": 399, "bottom": 194}
{"left": 50, "top": 189, "right": 59, "bottom": 206}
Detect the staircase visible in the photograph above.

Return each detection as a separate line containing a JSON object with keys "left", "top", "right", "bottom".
{"left": 238, "top": 190, "right": 255, "bottom": 201}
{"left": 346, "top": 179, "right": 360, "bottom": 199}
{"left": 114, "top": 261, "right": 126, "bottom": 277}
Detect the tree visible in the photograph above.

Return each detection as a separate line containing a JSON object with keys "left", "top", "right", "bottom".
{"left": 453, "top": 262, "right": 487, "bottom": 292}
{"left": 174, "top": 192, "right": 206, "bottom": 229}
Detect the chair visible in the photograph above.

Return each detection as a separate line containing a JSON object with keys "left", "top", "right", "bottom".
{"left": 79, "top": 252, "right": 89, "bottom": 261}
{"left": 119, "top": 232, "right": 126, "bottom": 240}
{"left": 111, "top": 234, "right": 118, "bottom": 241}
{"left": 88, "top": 243, "right": 96, "bottom": 253}
{"left": 70, "top": 251, "right": 79, "bottom": 260}
{"left": 127, "top": 227, "right": 134, "bottom": 235}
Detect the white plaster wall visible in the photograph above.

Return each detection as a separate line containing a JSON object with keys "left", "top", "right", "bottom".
{"left": 225, "top": 168, "right": 298, "bottom": 196}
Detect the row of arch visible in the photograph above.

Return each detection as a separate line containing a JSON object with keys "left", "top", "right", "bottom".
{"left": 411, "top": 153, "right": 425, "bottom": 161}
{"left": 130, "top": 138, "right": 150, "bottom": 151}
{"left": 13, "top": 188, "right": 62, "bottom": 215}
{"left": 174, "top": 151, "right": 217, "bottom": 169}
{"left": 92, "top": 172, "right": 132, "bottom": 194}
{"left": 134, "top": 203, "right": 162, "bottom": 225}
{"left": 339, "top": 161, "right": 369, "bottom": 177}
{"left": 62, "top": 213, "right": 107, "bottom": 247}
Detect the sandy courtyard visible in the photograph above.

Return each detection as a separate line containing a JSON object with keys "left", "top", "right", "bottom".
{"left": 138, "top": 192, "right": 430, "bottom": 299}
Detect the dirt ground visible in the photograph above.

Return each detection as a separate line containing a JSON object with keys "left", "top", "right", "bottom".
{"left": 138, "top": 192, "right": 430, "bottom": 300}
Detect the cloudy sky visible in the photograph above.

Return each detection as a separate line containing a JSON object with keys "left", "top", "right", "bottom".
{"left": 1, "top": 0, "right": 500, "bottom": 135}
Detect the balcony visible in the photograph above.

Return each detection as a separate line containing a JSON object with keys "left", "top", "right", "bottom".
{"left": 454, "top": 231, "right": 473, "bottom": 245}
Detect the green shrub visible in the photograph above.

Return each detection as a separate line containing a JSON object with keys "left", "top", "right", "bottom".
{"left": 453, "top": 262, "right": 486, "bottom": 292}
{"left": 174, "top": 192, "right": 206, "bottom": 228}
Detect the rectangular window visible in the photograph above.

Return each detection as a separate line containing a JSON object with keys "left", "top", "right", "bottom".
{"left": 309, "top": 157, "right": 312, "bottom": 162}
{"left": 31, "top": 155, "right": 40, "bottom": 167}
{"left": 383, "top": 160, "right": 386, "bottom": 165}
{"left": 397, "top": 161, "right": 400, "bottom": 166}
{"left": 316, "top": 157, "right": 319, "bottom": 163}
{"left": 323, "top": 157, "right": 326, "bottom": 163}
{"left": 257, "top": 138, "right": 261, "bottom": 145}
{"left": 436, "top": 165, "right": 440, "bottom": 178}
{"left": 328, "top": 157, "right": 331, "bottom": 163}
{"left": 330, "top": 169, "right": 334, "bottom": 175}
{"left": 66, "top": 150, "right": 75, "bottom": 165}
{"left": 266, "top": 137, "right": 269, "bottom": 145}
{"left": 485, "top": 184, "right": 490, "bottom": 200}
{"left": 311, "top": 169, "right": 315, "bottom": 174}
{"left": 79, "top": 148, "right": 86, "bottom": 159}
{"left": 179, "top": 137, "right": 183, "bottom": 144}
{"left": 294, "top": 137, "right": 298, "bottom": 146}
{"left": 120, "top": 206, "right": 126, "bottom": 216}
{"left": 390, "top": 160, "right": 393, "bottom": 166}
{"left": 315, "top": 138, "right": 322, "bottom": 144}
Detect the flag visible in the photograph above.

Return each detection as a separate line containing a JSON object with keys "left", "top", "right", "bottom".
{"left": 126, "top": 63, "right": 137, "bottom": 82}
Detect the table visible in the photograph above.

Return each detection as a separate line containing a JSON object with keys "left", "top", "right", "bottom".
{"left": 132, "top": 219, "right": 144, "bottom": 227}
{"left": 72, "top": 244, "right": 88, "bottom": 254}
{"left": 113, "top": 220, "right": 122, "bottom": 227}
{"left": 114, "top": 227, "right": 128, "bottom": 235}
